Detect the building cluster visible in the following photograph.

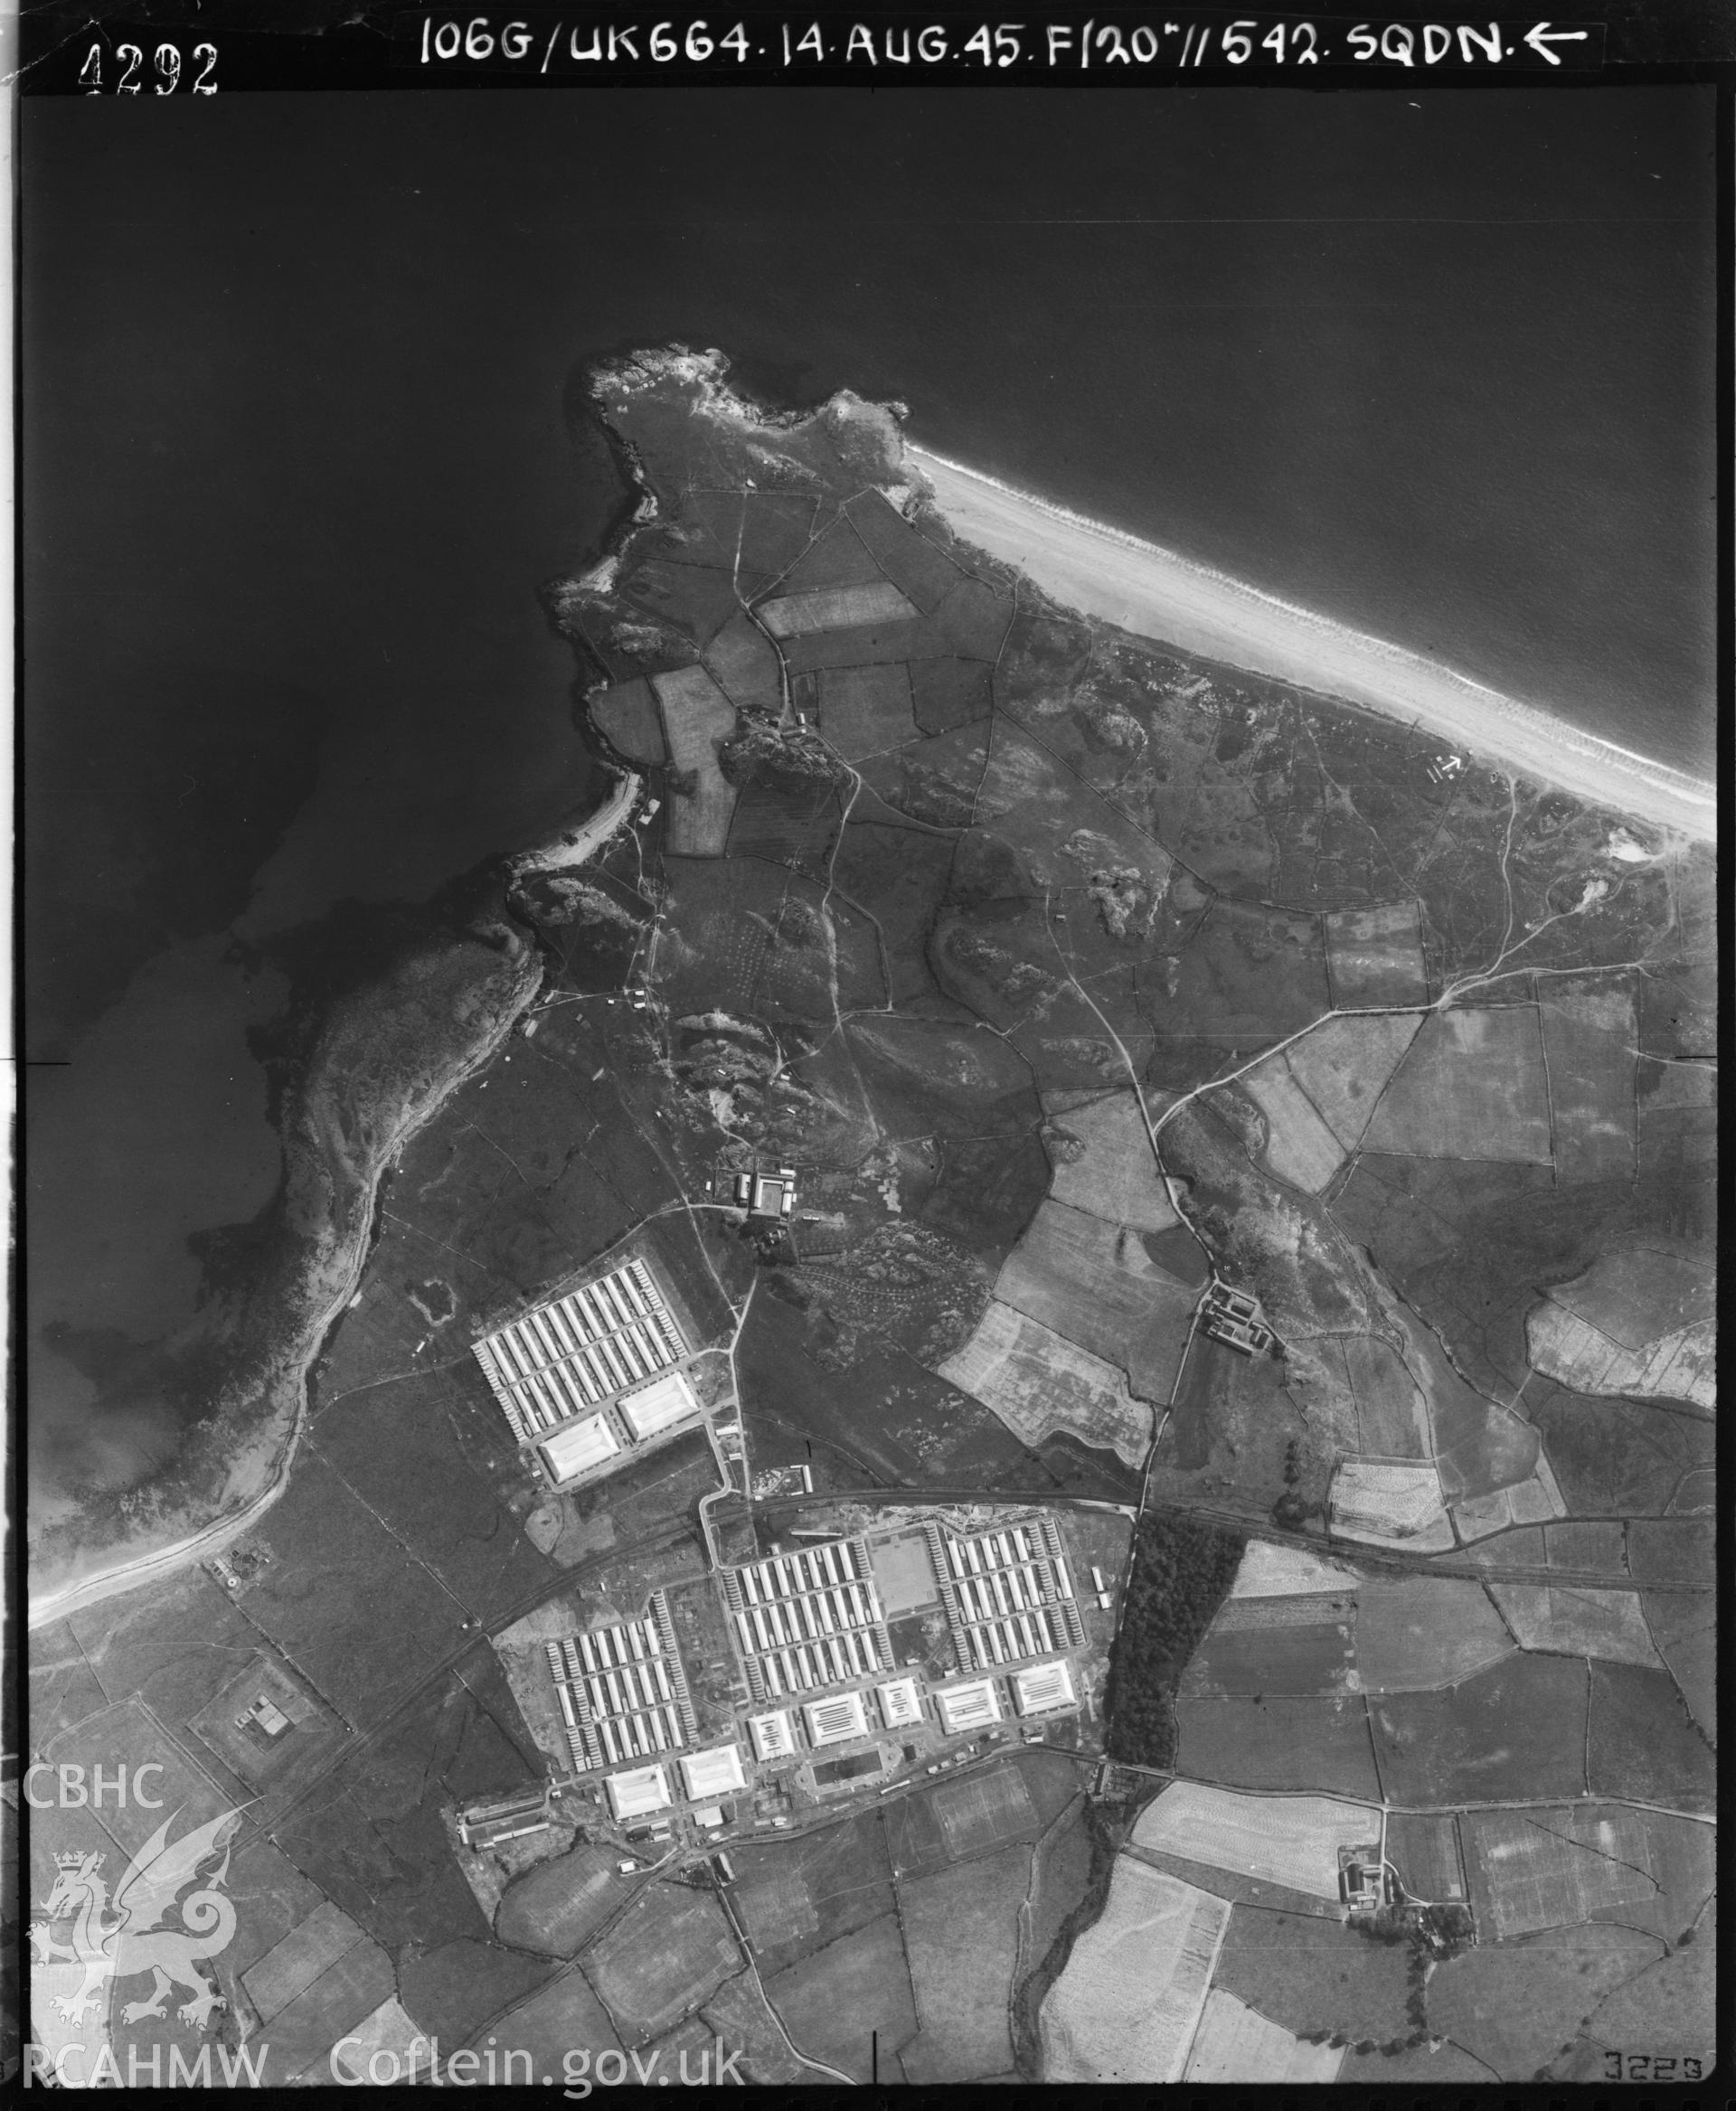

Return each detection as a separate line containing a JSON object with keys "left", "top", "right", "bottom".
{"left": 720, "top": 1539, "right": 892, "bottom": 1703}
{"left": 1201, "top": 1281, "right": 1275, "bottom": 1357}
{"left": 929, "top": 1518, "right": 1086, "bottom": 1673}
{"left": 522, "top": 1511, "right": 1104, "bottom": 1844}
{"left": 542, "top": 1594, "right": 698, "bottom": 1774}
{"left": 470, "top": 1257, "right": 703, "bottom": 1486}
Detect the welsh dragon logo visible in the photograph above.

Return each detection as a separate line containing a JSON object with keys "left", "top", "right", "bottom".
{"left": 30, "top": 1808, "right": 241, "bottom": 2031}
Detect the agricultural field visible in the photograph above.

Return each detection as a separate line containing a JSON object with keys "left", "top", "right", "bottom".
{"left": 1366, "top": 1655, "right": 1590, "bottom": 1805}
{"left": 897, "top": 1842, "right": 1030, "bottom": 2082}
{"left": 1042, "top": 1088, "right": 1178, "bottom": 1230}
{"left": 1323, "top": 900, "right": 1429, "bottom": 1005}
{"left": 1384, "top": 1812, "right": 1466, "bottom": 1904}
{"left": 1426, "top": 1924, "right": 1668, "bottom": 2081}
{"left": 1460, "top": 1805, "right": 1660, "bottom": 1939}
{"left": 1282, "top": 1009, "right": 1421, "bottom": 1149}
{"left": 1040, "top": 1860, "right": 1229, "bottom": 2082}
{"left": 729, "top": 1808, "right": 895, "bottom": 1977}
{"left": 650, "top": 665, "right": 739, "bottom": 854}
{"left": 1131, "top": 1784, "right": 1380, "bottom": 1903}
{"left": 1328, "top": 1457, "right": 1454, "bottom": 1552}
{"left": 494, "top": 1842, "right": 637, "bottom": 1956}
{"left": 1175, "top": 1692, "right": 1383, "bottom": 1800}
{"left": 1183, "top": 1989, "right": 1346, "bottom": 2082}
{"left": 1208, "top": 1907, "right": 1417, "bottom": 2045}
{"left": 1584, "top": 1661, "right": 1716, "bottom": 1812}
{"left": 760, "top": 1913, "right": 918, "bottom": 2082}
{"left": 938, "top": 1300, "right": 1153, "bottom": 1466}
{"left": 582, "top": 1884, "right": 741, "bottom": 2044}
{"left": 1179, "top": 1596, "right": 1357, "bottom": 1701}
{"left": 1354, "top": 1578, "right": 1516, "bottom": 1692}
{"left": 1235, "top": 1055, "right": 1347, "bottom": 1193}
{"left": 1362, "top": 1005, "right": 1552, "bottom": 1161}
{"left": 1487, "top": 1583, "right": 1662, "bottom": 1668}
{"left": 991, "top": 1199, "right": 1198, "bottom": 1400}
{"left": 480, "top": 1969, "right": 624, "bottom": 2070}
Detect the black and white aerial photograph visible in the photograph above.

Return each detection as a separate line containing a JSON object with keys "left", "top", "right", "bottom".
{"left": 19, "top": 4, "right": 1721, "bottom": 2090}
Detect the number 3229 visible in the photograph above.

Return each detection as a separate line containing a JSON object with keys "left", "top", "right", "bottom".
{"left": 80, "top": 42, "right": 218, "bottom": 93}
{"left": 1606, "top": 2054, "right": 1702, "bottom": 2080}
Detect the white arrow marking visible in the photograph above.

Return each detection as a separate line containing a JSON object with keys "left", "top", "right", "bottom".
{"left": 1524, "top": 22, "right": 1590, "bottom": 64}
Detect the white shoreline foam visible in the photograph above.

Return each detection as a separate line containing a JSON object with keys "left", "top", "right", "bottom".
{"left": 911, "top": 446, "right": 1714, "bottom": 845}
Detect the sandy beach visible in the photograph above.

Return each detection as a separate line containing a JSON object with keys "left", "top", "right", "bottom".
{"left": 914, "top": 448, "right": 1715, "bottom": 846}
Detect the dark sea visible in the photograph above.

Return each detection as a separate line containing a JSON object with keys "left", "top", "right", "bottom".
{"left": 24, "top": 87, "right": 1716, "bottom": 1491}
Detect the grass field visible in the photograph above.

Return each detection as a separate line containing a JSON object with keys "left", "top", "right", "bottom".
{"left": 1341, "top": 1334, "right": 1430, "bottom": 1457}
{"left": 778, "top": 514, "right": 883, "bottom": 591}
{"left": 583, "top": 1884, "right": 741, "bottom": 2044}
{"left": 897, "top": 1842, "right": 1029, "bottom": 2082}
{"left": 1283, "top": 1012, "right": 1421, "bottom": 1150}
{"left": 1461, "top": 1805, "right": 1656, "bottom": 1939}
{"left": 1367, "top": 1654, "right": 1589, "bottom": 1805}
{"left": 727, "top": 1808, "right": 895, "bottom": 1979}
{"left": 1180, "top": 1611, "right": 1355, "bottom": 1701}
{"left": 818, "top": 661, "right": 919, "bottom": 759}
{"left": 651, "top": 664, "right": 739, "bottom": 854}
{"left": 1545, "top": 1520, "right": 1627, "bottom": 1572}
{"left": 910, "top": 655, "right": 994, "bottom": 732}
{"left": 697, "top": 1967, "right": 813, "bottom": 2086}
{"left": 1426, "top": 1923, "right": 1665, "bottom": 2081}
{"left": 495, "top": 1842, "right": 636, "bottom": 1957}
{"left": 846, "top": 489, "right": 971, "bottom": 613}
{"left": 1229, "top": 1541, "right": 1362, "bottom": 1597}
{"left": 590, "top": 677, "right": 666, "bottom": 765}
{"left": 1585, "top": 1661, "right": 1715, "bottom": 1813}
{"left": 702, "top": 608, "right": 782, "bottom": 713}
{"left": 397, "top": 1937, "right": 553, "bottom": 2046}
{"left": 1043, "top": 1090, "right": 1178, "bottom": 1231}
{"left": 250, "top": 1929, "right": 397, "bottom": 2086}
{"left": 938, "top": 1301, "right": 1153, "bottom": 1467}
{"left": 1354, "top": 1578, "right": 1515, "bottom": 1692}
{"left": 1324, "top": 900, "right": 1428, "bottom": 1006}
{"left": 1384, "top": 1812, "right": 1465, "bottom": 1904}
{"left": 1575, "top": 1907, "right": 1715, "bottom": 2061}
{"left": 1208, "top": 1903, "right": 1414, "bottom": 2045}
{"left": 761, "top": 1912, "right": 917, "bottom": 2082}
{"left": 49, "top": 1698, "right": 235, "bottom": 1859}
{"left": 1040, "top": 1859, "right": 1229, "bottom": 2082}
{"left": 242, "top": 1899, "right": 367, "bottom": 2021}
{"left": 1362, "top": 1006, "right": 1552, "bottom": 1163}
{"left": 482, "top": 1967, "right": 623, "bottom": 2069}
{"left": 1626, "top": 1518, "right": 1712, "bottom": 1582}
{"left": 1239, "top": 1056, "right": 1347, "bottom": 1193}
{"left": 932, "top": 1762, "right": 1040, "bottom": 1860}
{"left": 760, "top": 578, "right": 919, "bottom": 635}
{"left": 1487, "top": 1584, "right": 1661, "bottom": 1668}
{"left": 1132, "top": 1783, "right": 1379, "bottom": 1902}
{"left": 1183, "top": 1988, "right": 1345, "bottom": 2082}
{"left": 993, "top": 1199, "right": 1197, "bottom": 1402}
{"left": 1328, "top": 1458, "right": 1454, "bottom": 1552}
{"left": 1539, "top": 983, "right": 1637, "bottom": 1184}
{"left": 1640, "top": 1595, "right": 1713, "bottom": 1739}
{"left": 232, "top": 1451, "right": 476, "bottom": 1729}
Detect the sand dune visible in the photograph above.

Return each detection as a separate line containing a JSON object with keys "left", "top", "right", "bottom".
{"left": 913, "top": 448, "right": 1714, "bottom": 845}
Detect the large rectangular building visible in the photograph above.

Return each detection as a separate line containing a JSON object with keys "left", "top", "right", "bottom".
{"left": 540, "top": 1413, "right": 620, "bottom": 1485}
{"left": 936, "top": 1679, "right": 1003, "bottom": 1734}
{"left": 679, "top": 1744, "right": 747, "bottom": 1800}
{"left": 1014, "top": 1658, "right": 1078, "bottom": 1718}
{"left": 804, "top": 1692, "right": 871, "bottom": 1748}
{"left": 720, "top": 1537, "right": 892, "bottom": 1706}
{"left": 605, "top": 1764, "right": 671, "bottom": 1821}
{"left": 618, "top": 1369, "right": 700, "bottom": 1442}
{"left": 471, "top": 1257, "right": 687, "bottom": 1446}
